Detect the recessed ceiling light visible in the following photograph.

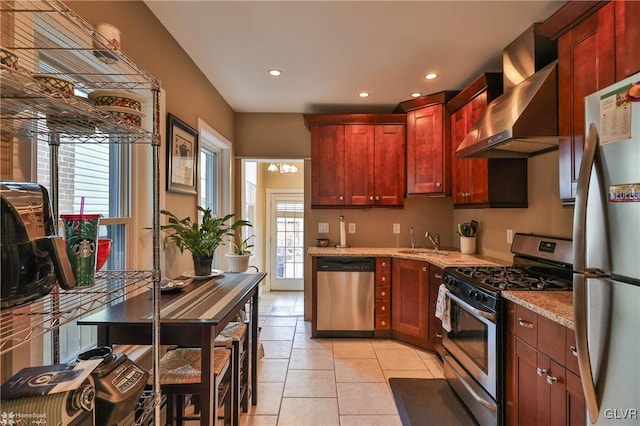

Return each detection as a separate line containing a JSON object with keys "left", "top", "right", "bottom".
{"left": 358, "top": 92, "right": 370, "bottom": 98}
{"left": 424, "top": 73, "right": 438, "bottom": 80}
{"left": 411, "top": 92, "right": 422, "bottom": 98}
{"left": 268, "top": 69, "right": 282, "bottom": 77}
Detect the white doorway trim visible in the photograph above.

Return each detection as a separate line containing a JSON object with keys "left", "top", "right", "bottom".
{"left": 266, "top": 188, "right": 304, "bottom": 291}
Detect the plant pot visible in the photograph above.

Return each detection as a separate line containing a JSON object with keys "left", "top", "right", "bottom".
{"left": 225, "top": 253, "right": 251, "bottom": 273}
{"left": 193, "top": 254, "right": 213, "bottom": 276}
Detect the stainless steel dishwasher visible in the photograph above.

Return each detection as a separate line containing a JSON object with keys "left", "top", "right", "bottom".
{"left": 316, "top": 257, "right": 375, "bottom": 337}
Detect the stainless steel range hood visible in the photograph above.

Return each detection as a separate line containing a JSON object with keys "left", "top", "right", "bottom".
{"left": 457, "top": 24, "right": 558, "bottom": 159}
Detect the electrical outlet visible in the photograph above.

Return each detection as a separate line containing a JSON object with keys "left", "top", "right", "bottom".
{"left": 507, "top": 229, "right": 514, "bottom": 244}
{"left": 348, "top": 223, "right": 356, "bottom": 234}
{"left": 393, "top": 223, "right": 400, "bottom": 234}
{"left": 318, "top": 223, "right": 329, "bottom": 233}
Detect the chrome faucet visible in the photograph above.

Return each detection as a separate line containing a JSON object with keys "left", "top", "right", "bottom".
{"left": 425, "top": 232, "right": 440, "bottom": 251}
{"left": 410, "top": 227, "right": 415, "bottom": 249}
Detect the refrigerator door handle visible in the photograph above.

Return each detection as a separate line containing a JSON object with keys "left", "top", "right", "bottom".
{"left": 573, "top": 123, "right": 601, "bottom": 423}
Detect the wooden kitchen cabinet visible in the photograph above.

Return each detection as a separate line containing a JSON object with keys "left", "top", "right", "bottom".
{"left": 310, "top": 124, "right": 346, "bottom": 206}
{"left": 538, "top": 0, "right": 640, "bottom": 205}
{"left": 305, "top": 114, "right": 406, "bottom": 208}
{"left": 375, "top": 257, "right": 392, "bottom": 336}
{"left": 396, "top": 91, "right": 458, "bottom": 196}
{"left": 428, "top": 265, "right": 445, "bottom": 357}
{"left": 391, "top": 258, "right": 430, "bottom": 348}
{"left": 446, "top": 74, "right": 528, "bottom": 208}
{"left": 506, "top": 301, "right": 586, "bottom": 426}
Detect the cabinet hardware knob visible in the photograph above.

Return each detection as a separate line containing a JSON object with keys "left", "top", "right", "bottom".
{"left": 369, "top": 196, "right": 374, "bottom": 200}
{"left": 546, "top": 375, "right": 558, "bottom": 385}
{"left": 436, "top": 182, "right": 441, "bottom": 187}
{"left": 422, "top": 267, "right": 427, "bottom": 272}
{"left": 570, "top": 346, "right": 578, "bottom": 357}
{"left": 518, "top": 318, "right": 534, "bottom": 329}
{"left": 339, "top": 195, "right": 344, "bottom": 201}
{"left": 382, "top": 277, "right": 386, "bottom": 282}
{"left": 381, "top": 306, "right": 386, "bottom": 311}
{"left": 537, "top": 367, "right": 547, "bottom": 377}
{"left": 436, "top": 333, "right": 443, "bottom": 338}
{"left": 375, "top": 195, "right": 380, "bottom": 201}
{"left": 435, "top": 273, "right": 442, "bottom": 279}
{"left": 382, "top": 262, "right": 386, "bottom": 267}
{"left": 381, "top": 291, "right": 386, "bottom": 296}
{"left": 381, "top": 321, "right": 386, "bottom": 326}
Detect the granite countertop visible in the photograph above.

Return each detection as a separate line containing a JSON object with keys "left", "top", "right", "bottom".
{"left": 307, "top": 247, "right": 573, "bottom": 328}
{"left": 502, "top": 291, "right": 575, "bottom": 330}
{"left": 306, "top": 246, "right": 507, "bottom": 269}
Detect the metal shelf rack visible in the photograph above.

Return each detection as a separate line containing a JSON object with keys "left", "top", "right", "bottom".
{"left": 1, "top": 1, "right": 162, "bottom": 423}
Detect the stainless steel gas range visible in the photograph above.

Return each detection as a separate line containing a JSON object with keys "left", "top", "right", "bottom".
{"left": 441, "top": 233, "right": 573, "bottom": 426}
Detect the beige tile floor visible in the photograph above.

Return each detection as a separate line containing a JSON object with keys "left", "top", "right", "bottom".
{"left": 238, "top": 290, "right": 445, "bottom": 426}
{"left": 181, "top": 290, "right": 444, "bottom": 425}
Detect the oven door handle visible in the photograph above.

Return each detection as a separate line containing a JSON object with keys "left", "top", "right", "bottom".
{"left": 445, "top": 353, "right": 498, "bottom": 412}
{"left": 446, "top": 291, "right": 495, "bottom": 322}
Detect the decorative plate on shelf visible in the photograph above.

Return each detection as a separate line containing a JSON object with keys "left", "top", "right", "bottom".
{"left": 183, "top": 269, "right": 224, "bottom": 280}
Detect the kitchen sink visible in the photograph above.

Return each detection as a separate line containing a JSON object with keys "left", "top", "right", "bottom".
{"left": 397, "top": 249, "right": 448, "bottom": 256}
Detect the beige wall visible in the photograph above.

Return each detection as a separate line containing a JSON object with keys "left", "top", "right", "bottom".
{"left": 453, "top": 150, "right": 574, "bottom": 262}
{"left": 67, "top": 1, "right": 236, "bottom": 275}
{"left": 234, "top": 113, "right": 310, "bottom": 159}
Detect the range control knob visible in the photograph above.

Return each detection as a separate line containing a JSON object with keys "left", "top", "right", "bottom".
{"left": 474, "top": 292, "right": 484, "bottom": 302}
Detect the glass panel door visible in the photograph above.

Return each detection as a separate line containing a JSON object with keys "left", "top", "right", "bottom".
{"left": 270, "top": 194, "right": 303, "bottom": 290}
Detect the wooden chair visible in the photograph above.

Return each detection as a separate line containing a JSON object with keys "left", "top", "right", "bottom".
{"left": 157, "top": 347, "right": 232, "bottom": 426}
{"left": 214, "top": 322, "right": 249, "bottom": 425}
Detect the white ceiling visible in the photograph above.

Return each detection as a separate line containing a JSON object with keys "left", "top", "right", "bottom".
{"left": 144, "top": 1, "right": 564, "bottom": 114}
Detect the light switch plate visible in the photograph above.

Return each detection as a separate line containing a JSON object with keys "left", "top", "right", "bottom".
{"left": 348, "top": 223, "right": 356, "bottom": 234}
{"left": 393, "top": 223, "right": 400, "bottom": 234}
{"left": 318, "top": 223, "right": 329, "bottom": 233}
{"left": 507, "top": 229, "right": 514, "bottom": 244}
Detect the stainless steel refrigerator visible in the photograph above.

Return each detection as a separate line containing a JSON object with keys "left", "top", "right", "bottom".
{"left": 574, "top": 72, "right": 640, "bottom": 425}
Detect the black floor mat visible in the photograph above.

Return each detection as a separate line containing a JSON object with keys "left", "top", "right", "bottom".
{"left": 389, "top": 378, "right": 478, "bottom": 426}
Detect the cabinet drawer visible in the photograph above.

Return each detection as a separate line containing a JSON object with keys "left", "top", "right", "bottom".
{"left": 376, "top": 257, "right": 391, "bottom": 272}
{"left": 376, "top": 301, "right": 391, "bottom": 316}
{"left": 515, "top": 305, "right": 537, "bottom": 346}
{"left": 376, "top": 270, "right": 391, "bottom": 286}
{"left": 376, "top": 315, "right": 391, "bottom": 330}
{"left": 565, "top": 328, "right": 580, "bottom": 376}
{"left": 376, "top": 286, "right": 391, "bottom": 300}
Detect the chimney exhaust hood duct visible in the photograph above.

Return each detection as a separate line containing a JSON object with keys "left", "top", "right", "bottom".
{"left": 457, "top": 25, "right": 558, "bottom": 159}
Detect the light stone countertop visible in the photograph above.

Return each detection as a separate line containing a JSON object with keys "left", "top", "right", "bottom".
{"left": 307, "top": 247, "right": 573, "bottom": 328}
{"left": 306, "top": 246, "right": 508, "bottom": 269}
{"left": 502, "top": 291, "right": 575, "bottom": 330}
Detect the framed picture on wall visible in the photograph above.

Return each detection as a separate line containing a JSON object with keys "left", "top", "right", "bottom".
{"left": 167, "top": 113, "right": 198, "bottom": 194}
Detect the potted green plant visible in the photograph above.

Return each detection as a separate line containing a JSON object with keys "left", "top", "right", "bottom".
{"left": 225, "top": 234, "right": 254, "bottom": 273}
{"left": 161, "top": 206, "right": 251, "bottom": 276}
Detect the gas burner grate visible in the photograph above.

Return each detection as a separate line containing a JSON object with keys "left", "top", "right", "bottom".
{"left": 453, "top": 266, "right": 572, "bottom": 291}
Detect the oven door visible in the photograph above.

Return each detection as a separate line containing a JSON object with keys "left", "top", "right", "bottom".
{"left": 443, "top": 291, "right": 497, "bottom": 399}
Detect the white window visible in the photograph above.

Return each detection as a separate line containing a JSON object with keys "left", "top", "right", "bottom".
{"left": 197, "top": 119, "right": 232, "bottom": 269}
{"left": 200, "top": 148, "right": 219, "bottom": 215}
{"left": 37, "top": 137, "right": 130, "bottom": 363}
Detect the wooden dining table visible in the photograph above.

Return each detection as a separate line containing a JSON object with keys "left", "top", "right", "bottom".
{"left": 78, "top": 272, "right": 266, "bottom": 426}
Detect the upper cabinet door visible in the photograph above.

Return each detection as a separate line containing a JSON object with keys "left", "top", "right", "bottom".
{"left": 345, "top": 124, "right": 375, "bottom": 206}
{"left": 557, "top": 2, "right": 615, "bottom": 204}
{"left": 406, "top": 105, "right": 449, "bottom": 196}
{"left": 450, "top": 106, "right": 469, "bottom": 205}
{"left": 306, "top": 114, "right": 406, "bottom": 208}
{"left": 311, "top": 125, "right": 345, "bottom": 206}
{"left": 615, "top": 0, "right": 640, "bottom": 80}
{"left": 374, "top": 124, "right": 406, "bottom": 206}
